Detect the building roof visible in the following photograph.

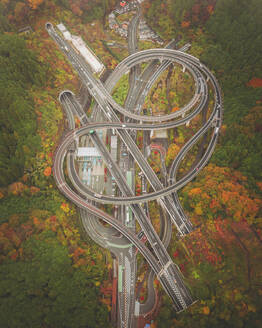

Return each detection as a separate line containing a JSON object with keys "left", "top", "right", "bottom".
{"left": 63, "top": 31, "right": 71, "bottom": 40}
{"left": 56, "top": 23, "right": 104, "bottom": 74}
{"left": 150, "top": 129, "right": 168, "bottom": 139}
{"left": 57, "top": 23, "right": 67, "bottom": 32}
{"left": 111, "top": 136, "right": 118, "bottom": 148}
{"left": 77, "top": 147, "right": 101, "bottom": 157}
{"left": 71, "top": 36, "right": 104, "bottom": 73}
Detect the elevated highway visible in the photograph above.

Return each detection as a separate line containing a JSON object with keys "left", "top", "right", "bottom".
{"left": 47, "top": 18, "right": 222, "bottom": 316}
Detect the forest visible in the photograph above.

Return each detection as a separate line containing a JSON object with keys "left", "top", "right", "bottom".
{"left": 143, "top": 0, "right": 262, "bottom": 327}
{"left": 0, "top": 0, "right": 261, "bottom": 327}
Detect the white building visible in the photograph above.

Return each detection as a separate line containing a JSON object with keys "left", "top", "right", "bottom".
{"left": 57, "top": 23, "right": 66, "bottom": 32}
{"left": 71, "top": 35, "right": 104, "bottom": 73}
{"left": 56, "top": 23, "right": 104, "bottom": 74}
{"left": 77, "top": 147, "right": 101, "bottom": 158}
{"left": 150, "top": 129, "right": 168, "bottom": 139}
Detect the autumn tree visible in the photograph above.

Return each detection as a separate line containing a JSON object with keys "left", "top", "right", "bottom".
{"left": 165, "top": 143, "right": 180, "bottom": 167}
{"left": 26, "top": 0, "right": 44, "bottom": 10}
{"left": 182, "top": 164, "right": 261, "bottom": 225}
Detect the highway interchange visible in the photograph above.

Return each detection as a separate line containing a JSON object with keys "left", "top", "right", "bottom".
{"left": 46, "top": 5, "right": 222, "bottom": 327}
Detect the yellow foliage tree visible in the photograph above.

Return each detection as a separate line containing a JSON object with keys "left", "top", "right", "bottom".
{"left": 195, "top": 204, "right": 203, "bottom": 215}
{"left": 166, "top": 143, "right": 180, "bottom": 167}
{"left": 61, "top": 203, "right": 70, "bottom": 213}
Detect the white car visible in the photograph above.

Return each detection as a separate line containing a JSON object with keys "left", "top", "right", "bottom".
{"left": 94, "top": 193, "right": 102, "bottom": 198}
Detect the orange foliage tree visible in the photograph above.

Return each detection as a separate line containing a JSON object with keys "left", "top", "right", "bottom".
{"left": 26, "top": 0, "right": 44, "bottom": 10}
{"left": 247, "top": 77, "right": 262, "bottom": 88}
{"left": 43, "top": 166, "right": 52, "bottom": 177}
{"left": 27, "top": 0, "right": 44, "bottom": 10}
{"left": 181, "top": 21, "right": 190, "bottom": 28}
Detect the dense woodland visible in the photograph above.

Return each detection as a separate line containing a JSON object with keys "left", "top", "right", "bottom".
{"left": 0, "top": 0, "right": 261, "bottom": 327}
{"left": 143, "top": 0, "right": 262, "bottom": 327}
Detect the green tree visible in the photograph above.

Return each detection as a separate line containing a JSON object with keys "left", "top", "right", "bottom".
{"left": 0, "top": 34, "right": 45, "bottom": 186}
{"left": 0, "top": 232, "right": 110, "bottom": 328}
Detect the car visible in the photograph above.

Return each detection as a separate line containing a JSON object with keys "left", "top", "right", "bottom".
{"left": 94, "top": 193, "right": 102, "bottom": 198}
{"left": 122, "top": 124, "right": 126, "bottom": 128}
